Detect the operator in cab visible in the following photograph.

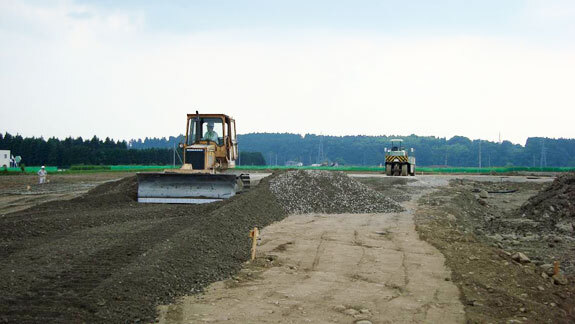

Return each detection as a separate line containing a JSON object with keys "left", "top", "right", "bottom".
{"left": 203, "top": 122, "right": 219, "bottom": 143}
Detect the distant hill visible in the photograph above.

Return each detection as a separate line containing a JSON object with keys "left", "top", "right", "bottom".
{"left": 129, "top": 133, "right": 575, "bottom": 167}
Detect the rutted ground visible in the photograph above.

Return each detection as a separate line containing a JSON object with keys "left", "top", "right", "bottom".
{"left": 0, "top": 172, "right": 134, "bottom": 214}
{"left": 413, "top": 175, "right": 575, "bottom": 323}
{"left": 157, "top": 176, "right": 465, "bottom": 324}
{"left": 2, "top": 171, "right": 574, "bottom": 323}
{"left": 0, "top": 175, "right": 286, "bottom": 323}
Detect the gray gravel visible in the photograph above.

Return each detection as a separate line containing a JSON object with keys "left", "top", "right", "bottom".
{"left": 270, "top": 170, "right": 404, "bottom": 214}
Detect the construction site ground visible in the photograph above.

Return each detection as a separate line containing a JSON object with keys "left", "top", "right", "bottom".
{"left": 0, "top": 171, "right": 573, "bottom": 323}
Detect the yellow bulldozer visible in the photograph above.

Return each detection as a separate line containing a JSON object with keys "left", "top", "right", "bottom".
{"left": 137, "top": 112, "right": 249, "bottom": 203}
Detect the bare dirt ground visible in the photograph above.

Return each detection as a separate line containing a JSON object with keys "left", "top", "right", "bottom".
{"left": 0, "top": 172, "right": 134, "bottom": 214}
{"left": 157, "top": 198, "right": 465, "bottom": 324}
{"left": 413, "top": 175, "right": 575, "bottom": 323}
{"left": 157, "top": 173, "right": 575, "bottom": 324}
{"left": 0, "top": 173, "right": 286, "bottom": 323}
{"left": 1, "top": 171, "right": 574, "bottom": 323}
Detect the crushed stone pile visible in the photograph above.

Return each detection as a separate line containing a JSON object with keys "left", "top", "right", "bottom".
{"left": 270, "top": 170, "right": 404, "bottom": 214}
{"left": 519, "top": 173, "right": 575, "bottom": 233}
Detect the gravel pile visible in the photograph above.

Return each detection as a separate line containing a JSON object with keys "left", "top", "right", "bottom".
{"left": 519, "top": 173, "right": 575, "bottom": 233}
{"left": 270, "top": 170, "right": 404, "bottom": 214}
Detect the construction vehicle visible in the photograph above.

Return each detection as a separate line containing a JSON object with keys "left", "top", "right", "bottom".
{"left": 384, "top": 139, "right": 415, "bottom": 176}
{"left": 137, "top": 112, "right": 249, "bottom": 203}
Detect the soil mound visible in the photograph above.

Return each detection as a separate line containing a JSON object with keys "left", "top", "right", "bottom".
{"left": 270, "top": 170, "right": 404, "bottom": 214}
{"left": 519, "top": 173, "right": 575, "bottom": 233}
{"left": 0, "top": 174, "right": 287, "bottom": 323}
{"left": 72, "top": 175, "right": 138, "bottom": 205}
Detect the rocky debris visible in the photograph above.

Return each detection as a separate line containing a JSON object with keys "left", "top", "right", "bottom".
{"left": 540, "top": 264, "right": 555, "bottom": 276}
{"left": 511, "top": 252, "right": 531, "bottom": 263}
{"left": 519, "top": 173, "right": 575, "bottom": 234}
{"left": 446, "top": 213, "right": 457, "bottom": 222}
{"left": 479, "top": 190, "right": 489, "bottom": 199}
{"left": 416, "top": 179, "right": 575, "bottom": 324}
{"left": 552, "top": 274, "right": 569, "bottom": 285}
{"left": 343, "top": 309, "right": 359, "bottom": 316}
{"left": 0, "top": 174, "right": 288, "bottom": 323}
{"left": 270, "top": 170, "right": 404, "bottom": 214}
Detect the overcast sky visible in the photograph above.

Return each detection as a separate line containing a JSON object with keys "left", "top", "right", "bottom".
{"left": 1, "top": 0, "right": 574, "bottom": 145}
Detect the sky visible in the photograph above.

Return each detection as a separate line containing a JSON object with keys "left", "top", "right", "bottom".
{"left": 1, "top": 0, "right": 574, "bottom": 145}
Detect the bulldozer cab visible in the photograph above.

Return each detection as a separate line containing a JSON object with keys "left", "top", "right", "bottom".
{"left": 188, "top": 116, "right": 225, "bottom": 146}
{"left": 183, "top": 113, "right": 238, "bottom": 171}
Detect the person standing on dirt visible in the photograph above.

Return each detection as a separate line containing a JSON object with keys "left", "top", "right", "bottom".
{"left": 37, "top": 166, "right": 47, "bottom": 184}
{"left": 203, "top": 122, "right": 219, "bottom": 143}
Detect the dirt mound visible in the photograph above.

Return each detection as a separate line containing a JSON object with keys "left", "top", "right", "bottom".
{"left": 520, "top": 173, "right": 575, "bottom": 233}
{"left": 73, "top": 175, "right": 138, "bottom": 205}
{"left": 0, "top": 174, "right": 287, "bottom": 323}
{"left": 270, "top": 170, "right": 404, "bottom": 214}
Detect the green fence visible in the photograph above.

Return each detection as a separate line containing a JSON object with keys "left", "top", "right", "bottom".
{"left": 416, "top": 166, "right": 575, "bottom": 173}
{"left": 235, "top": 165, "right": 384, "bottom": 172}
{"left": 67, "top": 165, "right": 181, "bottom": 172}
{"left": 235, "top": 165, "right": 575, "bottom": 173}
{"left": 1, "top": 166, "right": 58, "bottom": 173}
{"left": 3, "top": 164, "right": 573, "bottom": 175}
{"left": 110, "top": 165, "right": 180, "bottom": 170}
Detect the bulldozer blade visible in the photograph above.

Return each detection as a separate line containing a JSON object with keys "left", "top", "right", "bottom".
{"left": 137, "top": 173, "right": 238, "bottom": 204}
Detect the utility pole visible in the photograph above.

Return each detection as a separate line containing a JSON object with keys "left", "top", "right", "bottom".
{"left": 478, "top": 140, "right": 482, "bottom": 168}
{"left": 317, "top": 136, "right": 324, "bottom": 164}
{"left": 540, "top": 140, "right": 547, "bottom": 168}
{"left": 172, "top": 142, "right": 175, "bottom": 167}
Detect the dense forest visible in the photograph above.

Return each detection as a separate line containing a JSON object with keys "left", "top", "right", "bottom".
{"left": 0, "top": 133, "right": 265, "bottom": 168}
{"left": 2, "top": 132, "right": 574, "bottom": 168}
{"left": 0, "top": 133, "right": 171, "bottom": 167}
{"left": 130, "top": 133, "right": 575, "bottom": 167}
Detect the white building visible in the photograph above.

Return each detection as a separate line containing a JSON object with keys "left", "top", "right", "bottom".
{"left": 0, "top": 150, "right": 10, "bottom": 168}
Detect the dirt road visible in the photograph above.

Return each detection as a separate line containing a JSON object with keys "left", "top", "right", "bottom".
{"left": 158, "top": 196, "right": 465, "bottom": 323}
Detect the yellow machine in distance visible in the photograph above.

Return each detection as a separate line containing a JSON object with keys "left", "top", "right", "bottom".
{"left": 385, "top": 139, "right": 415, "bottom": 176}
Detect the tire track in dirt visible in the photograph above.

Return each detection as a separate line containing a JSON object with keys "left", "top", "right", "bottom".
{"left": 157, "top": 196, "right": 465, "bottom": 323}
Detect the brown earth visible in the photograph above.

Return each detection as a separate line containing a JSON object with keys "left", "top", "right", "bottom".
{"left": 0, "top": 174, "right": 287, "bottom": 323}
{"left": 1, "top": 172, "right": 574, "bottom": 323}
{"left": 412, "top": 178, "right": 575, "bottom": 323}
{"left": 0, "top": 172, "right": 135, "bottom": 214}
{"left": 158, "top": 198, "right": 465, "bottom": 324}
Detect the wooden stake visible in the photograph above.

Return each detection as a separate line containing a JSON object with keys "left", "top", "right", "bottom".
{"left": 249, "top": 227, "right": 259, "bottom": 261}
{"left": 554, "top": 261, "right": 560, "bottom": 276}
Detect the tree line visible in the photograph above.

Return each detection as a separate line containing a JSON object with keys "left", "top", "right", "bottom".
{"left": 131, "top": 133, "right": 575, "bottom": 167}
{"left": 0, "top": 133, "right": 266, "bottom": 168}
{"left": 0, "top": 133, "right": 173, "bottom": 167}
{"left": 2, "top": 132, "right": 574, "bottom": 168}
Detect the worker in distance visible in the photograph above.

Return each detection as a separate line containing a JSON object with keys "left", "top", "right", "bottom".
{"left": 38, "top": 166, "right": 47, "bottom": 184}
